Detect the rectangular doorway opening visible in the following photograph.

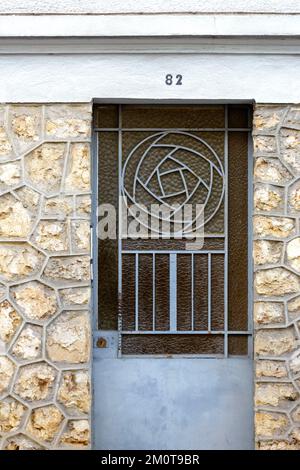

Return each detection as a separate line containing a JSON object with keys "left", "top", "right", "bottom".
{"left": 92, "top": 103, "right": 253, "bottom": 450}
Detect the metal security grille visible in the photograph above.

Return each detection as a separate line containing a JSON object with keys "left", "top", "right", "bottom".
{"left": 94, "top": 104, "right": 252, "bottom": 357}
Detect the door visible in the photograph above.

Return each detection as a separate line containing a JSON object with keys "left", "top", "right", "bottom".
{"left": 93, "top": 104, "right": 253, "bottom": 450}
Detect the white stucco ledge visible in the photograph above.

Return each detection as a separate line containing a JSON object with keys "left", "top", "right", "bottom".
{"left": 1, "top": 14, "right": 300, "bottom": 38}
{"left": 0, "top": 0, "right": 300, "bottom": 15}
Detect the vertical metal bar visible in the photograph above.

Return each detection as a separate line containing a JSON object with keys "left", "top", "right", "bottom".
{"left": 208, "top": 253, "right": 211, "bottom": 332}
{"left": 91, "top": 126, "right": 99, "bottom": 332}
{"left": 117, "top": 105, "right": 123, "bottom": 356}
{"left": 224, "top": 104, "right": 229, "bottom": 357}
{"left": 153, "top": 253, "right": 156, "bottom": 331}
{"left": 135, "top": 253, "right": 139, "bottom": 331}
{"left": 169, "top": 254, "right": 177, "bottom": 331}
{"left": 191, "top": 253, "right": 194, "bottom": 331}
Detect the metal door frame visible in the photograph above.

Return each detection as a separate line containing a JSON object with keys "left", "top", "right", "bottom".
{"left": 91, "top": 100, "right": 253, "bottom": 358}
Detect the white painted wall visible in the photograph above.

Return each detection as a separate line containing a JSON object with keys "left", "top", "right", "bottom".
{"left": 0, "top": 1, "right": 299, "bottom": 104}
{"left": 0, "top": 0, "right": 299, "bottom": 14}
{"left": 1, "top": 53, "right": 300, "bottom": 103}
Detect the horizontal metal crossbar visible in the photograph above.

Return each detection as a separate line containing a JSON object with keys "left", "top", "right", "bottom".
{"left": 121, "top": 330, "right": 252, "bottom": 335}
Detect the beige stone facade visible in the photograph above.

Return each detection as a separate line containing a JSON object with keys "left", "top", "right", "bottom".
{"left": 254, "top": 105, "right": 300, "bottom": 450}
{"left": 1, "top": 101, "right": 300, "bottom": 450}
{"left": 0, "top": 104, "right": 92, "bottom": 450}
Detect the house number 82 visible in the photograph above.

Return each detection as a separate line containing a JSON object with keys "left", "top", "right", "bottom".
{"left": 165, "top": 74, "right": 183, "bottom": 85}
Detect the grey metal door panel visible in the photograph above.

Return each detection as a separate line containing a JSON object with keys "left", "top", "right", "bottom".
{"left": 93, "top": 352, "right": 254, "bottom": 450}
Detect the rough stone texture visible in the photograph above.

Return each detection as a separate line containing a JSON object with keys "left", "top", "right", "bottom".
{"left": 59, "top": 287, "right": 90, "bottom": 307}
{"left": 24, "top": 143, "right": 66, "bottom": 194}
{"left": 43, "top": 255, "right": 90, "bottom": 285}
{"left": 0, "top": 194, "right": 32, "bottom": 238}
{"left": 0, "top": 243, "right": 44, "bottom": 282}
{"left": 4, "top": 434, "right": 44, "bottom": 450}
{"left": 14, "top": 362, "right": 56, "bottom": 402}
{"left": 254, "top": 268, "right": 300, "bottom": 296}
{"left": 59, "top": 420, "right": 90, "bottom": 448}
{"left": 46, "top": 311, "right": 90, "bottom": 364}
{"left": 57, "top": 370, "right": 91, "bottom": 414}
{"left": 253, "top": 240, "right": 283, "bottom": 266}
{"left": 254, "top": 302, "right": 285, "bottom": 326}
{"left": 255, "top": 360, "right": 287, "bottom": 379}
{"left": 11, "top": 324, "right": 42, "bottom": 361}
{"left": 255, "top": 383, "right": 298, "bottom": 407}
{"left": 0, "top": 398, "right": 26, "bottom": 434}
{"left": 253, "top": 215, "right": 295, "bottom": 238}
{"left": 254, "top": 185, "right": 283, "bottom": 212}
{"left": 26, "top": 405, "right": 64, "bottom": 443}
{"left": 0, "top": 300, "right": 22, "bottom": 345}
{"left": 33, "top": 220, "right": 69, "bottom": 252}
{"left": 65, "top": 143, "right": 91, "bottom": 193}
{"left": 11, "top": 281, "right": 58, "bottom": 321}
{"left": 254, "top": 105, "right": 300, "bottom": 450}
{"left": 0, "top": 104, "right": 92, "bottom": 450}
{"left": 0, "top": 356, "right": 15, "bottom": 395}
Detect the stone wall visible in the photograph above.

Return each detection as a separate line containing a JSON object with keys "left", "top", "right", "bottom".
{"left": 253, "top": 105, "right": 300, "bottom": 450}
{"left": 0, "top": 104, "right": 92, "bottom": 449}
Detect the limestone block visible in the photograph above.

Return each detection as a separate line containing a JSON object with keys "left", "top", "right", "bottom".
{"left": 0, "top": 397, "right": 26, "bottom": 434}
{"left": 46, "top": 311, "right": 90, "bottom": 364}
{"left": 59, "top": 420, "right": 89, "bottom": 448}
{"left": 0, "top": 356, "right": 15, "bottom": 394}
{"left": 9, "top": 106, "right": 42, "bottom": 153}
{"left": 43, "top": 255, "right": 90, "bottom": 284}
{"left": 255, "top": 383, "right": 298, "bottom": 407}
{"left": 253, "top": 216, "right": 295, "bottom": 238}
{"left": 24, "top": 142, "right": 66, "bottom": 194}
{"left": 255, "top": 328, "right": 298, "bottom": 356}
{"left": 284, "top": 107, "right": 300, "bottom": 130}
{"left": 292, "top": 405, "right": 300, "bottom": 422}
{"left": 0, "top": 126, "right": 13, "bottom": 159}
{"left": 0, "top": 300, "right": 22, "bottom": 345}
{"left": 26, "top": 405, "right": 63, "bottom": 443}
{"left": 57, "top": 370, "right": 90, "bottom": 414}
{"left": 287, "top": 238, "right": 300, "bottom": 272}
{"left": 280, "top": 128, "right": 300, "bottom": 174}
{"left": 33, "top": 220, "right": 69, "bottom": 252}
{"left": 59, "top": 287, "right": 90, "bottom": 307}
{"left": 254, "top": 268, "right": 300, "bottom": 296}
{"left": 288, "top": 296, "right": 300, "bottom": 321}
{"left": 254, "top": 157, "right": 292, "bottom": 184}
{"left": 11, "top": 324, "right": 42, "bottom": 361}
{"left": 254, "top": 302, "right": 284, "bottom": 325}
{"left": 11, "top": 281, "right": 58, "bottom": 321}
{"left": 76, "top": 195, "right": 91, "bottom": 217}
{"left": 65, "top": 143, "right": 90, "bottom": 192}
{"left": 0, "top": 161, "right": 21, "bottom": 190}
{"left": 253, "top": 136, "right": 277, "bottom": 155}
{"left": 14, "top": 362, "right": 56, "bottom": 402}
{"left": 43, "top": 196, "right": 73, "bottom": 218}
{"left": 253, "top": 107, "right": 285, "bottom": 134}
{"left": 4, "top": 434, "right": 44, "bottom": 450}
{"left": 0, "top": 194, "right": 32, "bottom": 238}
{"left": 71, "top": 220, "right": 90, "bottom": 252}
{"left": 255, "top": 360, "right": 287, "bottom": 379}
{"left": 45, "top": 104, "right": 91, "bottom": 139}
{"left": 0, "top": 243, "right": 44, "bottom": 282}
{"left": 254, "top": 185, "right": 283, "bottom": 212}
{"left": 257, "top": 440, "right": 300, "bottom": 450}
{"left": 289, "top": 350, "right": 300, "bottom": 376}
{"left": 253, "top": 240, "right": 282, "bottom": 266}
{"left": 15, "top": 186, "right": 40, "bottom": 212}
{"left": 255, "top": 412, "right": 289, "bottom": 437}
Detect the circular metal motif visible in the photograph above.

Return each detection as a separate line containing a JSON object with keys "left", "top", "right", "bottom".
{"left": 122, "top": 131, "right": 225, "bottom": 236}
